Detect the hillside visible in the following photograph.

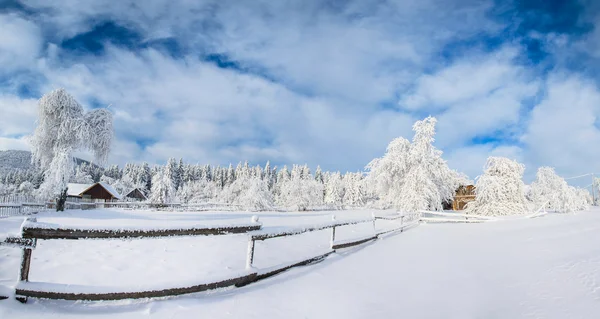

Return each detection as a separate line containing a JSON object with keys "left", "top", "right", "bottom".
{"left": 0, "top": 150, "right": 93, "bottom": 174}
{"left": 0, "top": 150, "right": 35, "bottom": 172}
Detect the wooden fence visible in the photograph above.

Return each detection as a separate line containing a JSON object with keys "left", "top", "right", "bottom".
{"left": 0, "top": 203, "right": 50, "bottom": 218}
{"left": 0, "top": 212, "right": 416, "bottom": 302}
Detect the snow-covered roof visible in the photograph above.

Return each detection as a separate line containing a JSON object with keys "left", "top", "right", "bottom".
{"left": 66, "top": 182, "right": 122, "bottom": 199}
{"left": 97, "top": 182, "right": 122, "bottom": 199}
{"left": 67, "top": 183, "right": 93, "bottom": 197}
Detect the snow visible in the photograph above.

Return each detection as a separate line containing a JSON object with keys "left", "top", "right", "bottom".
{"left": 66, "top": 183, "right": 92, "bottom": 196}
{"left": 1, "top": 208, "right": 600, "bottom": 318}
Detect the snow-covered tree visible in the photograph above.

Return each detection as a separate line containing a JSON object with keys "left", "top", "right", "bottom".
{"left": 465, "top": 157, "right": 528, "bottom": 216}
{"left": 29, "top": 89, "right": 113, "bottom": 211}
{"left": 18, "top": 181, "right": 34, "bottom": 196}
{"left": 365, "top": 116, "right": 465, "bottom": 212}
{"left": 149, "top": 169, "right": 176, "bottom": 205}
{"left": 314, "top": 165, "right": 324, "bottom": 184}
{"left": 220, "top": 174, "right": 273, "bottom": 211}
{"left": 278, "top": 165, "right": 324, "bottom": 211}
{"left": 177, "top": 180, "right": 218, "bottom": 204}
{"left": 165, "top": 158, "right": 181, "bottom": 191}
{"left": 71, "top": 166, "right": 94, "bottom": 184}
{"left": 343, "top": 172, "right": 366, "bottom": 207}
{"left": 530, "top": 167, "right": 583, "bottom": 213}
{"left": 324, "top": 171, "right": 345, "bottom": 208}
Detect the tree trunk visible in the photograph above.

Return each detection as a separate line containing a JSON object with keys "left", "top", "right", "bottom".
{"left": 56, "top": 188, "right": 68, "bottom": 212}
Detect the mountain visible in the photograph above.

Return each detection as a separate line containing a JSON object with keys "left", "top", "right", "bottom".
{"left": 0, "top": 150, "right": 35, "bottom": 172}
{"left": 0, "top": 150, "right": 94, "bottom": 173}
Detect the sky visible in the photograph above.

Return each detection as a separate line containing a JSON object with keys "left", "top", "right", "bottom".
{"left": 1, "top": 0, "right": 600, "bottom": 186}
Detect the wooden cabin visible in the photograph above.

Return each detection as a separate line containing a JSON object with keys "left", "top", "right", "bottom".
{"left": 452, "top": 185, "right": 476, "bottom": 210}
{"left": 123, "top": 188, "right": 147, "bottom": 201}
{"left": 67, "top": 182, "right": 122, "bottom": 202}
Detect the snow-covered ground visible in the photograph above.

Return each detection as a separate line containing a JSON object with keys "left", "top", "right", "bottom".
{"left": 1, "top": 208, "right": 600, "bottom": 318}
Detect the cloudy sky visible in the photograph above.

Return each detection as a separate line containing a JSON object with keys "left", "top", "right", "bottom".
{"left": 1, "top": 0, "right": 600, "bottom": 185}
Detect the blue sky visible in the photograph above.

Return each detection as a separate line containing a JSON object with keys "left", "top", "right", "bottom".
{"left": 1, "top": 0, "right": 600, "bottom": 185}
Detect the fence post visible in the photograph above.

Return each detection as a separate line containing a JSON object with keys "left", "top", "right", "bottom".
{"left": 400, "top": 212, "right": 404, "bottom": 226}
{"left": 371, "top": 212, "right": 376, "bottom": 233}
{"left": 17, "top": 217, "right": 36, "bottom": 303}
{"left": 330, "top": 215, "right": 337, "bottom": 249}
{"left": 246, "top": 216, "right": 259, "bottom": 269}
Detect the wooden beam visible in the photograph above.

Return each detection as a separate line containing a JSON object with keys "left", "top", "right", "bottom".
{"left": 16, "top": 273, "right": 258, "bottom": 301}
{"left": 21, "top": 224, "right": 261, "bottom": 240}
{"left": 332, "top": 236, "right": 378, "bottom": 250}
{"left": 255, "top": 251, "right": 334, "bottom": 281}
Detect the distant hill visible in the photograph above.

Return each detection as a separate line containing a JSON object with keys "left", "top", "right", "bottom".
{"left": 0, "top": 150, "right": 93, "bottom": 173}
{"left": 0, "top": 150, "right": 35, "bottom": 172}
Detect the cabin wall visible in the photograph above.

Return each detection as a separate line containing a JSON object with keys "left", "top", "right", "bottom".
{"left": 82, "top": 184, "right": 115, "bottom": 201}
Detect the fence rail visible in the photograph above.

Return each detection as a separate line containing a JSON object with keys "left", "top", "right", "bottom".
{"left": 20, "top": 222, "right": 262, "bottom": 240}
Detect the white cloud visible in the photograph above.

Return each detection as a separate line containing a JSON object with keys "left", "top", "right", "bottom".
{"left": 521, "top": 74, "right": 600, "bottom": 182}
{"left": 0, "top": 137, "right": 30, "bottom": 151}
{"left": 2, "top": 0, "right": 600, "bottom": 184}
{"left": 0, "top": 95, "right": 38, "bottom": 136}
{"left": 446, "top": 144, "right": 524, "bottom": 182}
{"left": 0, "top": 13, "right": 42, "bottom": 72}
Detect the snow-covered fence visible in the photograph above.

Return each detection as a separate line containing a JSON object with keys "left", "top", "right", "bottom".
{"left": 245, "top": 212, "right": 417, "bottom": 280}
{"left": 2, "top": 211, "right": 416, "bottom": 302}
{"left": 4, "top": 217, "right": 262, "bottom": 302}
{"left": 418, "top": 210, "right": 497, "bottom": 223}
{"left": 0, "top": 203, "right": 50, "bottom": 218}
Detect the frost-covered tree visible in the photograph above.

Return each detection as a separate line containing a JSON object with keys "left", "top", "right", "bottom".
{"left": 365, "top": 116, "right": 465, "bottom": 212}
{"left": 177, "top": 180, "right": 218, "bottom": 204}
{"left": 29, "top": 89, "right": 113, "bottom": 211}
{"left": 220, "top": 173, "right": 273, "bottom": 211}
{"left": 343, "top": 172, "right": 366, "bottom": 207}
{"left": 530, "top": 167, "right": 583, "bottom": 213}
{"left": 278, "top": 165, "right": 324, "bottom": 211}
{"left": 165, "top": 158, "right": 181, "bottom": 191}
{"left": 324, "top": 171, "right": 345, "bottom": 208}
{"left": 465, "top": 157, "right": 528, "bottom": 216}
{"left": 149, "top": 169, "right": 175, "bottom": 205}
{"left": 71, "top": 166, "right": 94, "bottom": 184}
{"left": 18, "top": 181, "right": 34, "bottom": 196}
{"left": 314, "top": 165, "right": 324, "bottom": 184}
{"left": 225, "top": 164, "right": 235, "bottom": 186}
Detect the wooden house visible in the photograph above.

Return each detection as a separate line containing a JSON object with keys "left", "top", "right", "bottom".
{"left": 452, "top": 185, "right": 476, "bottom": 210}
{"left": 123, "top": 188, "right": 147, "bottom": 201}
{"left": 67, "top": 182, "right": 122, "bottom": 202}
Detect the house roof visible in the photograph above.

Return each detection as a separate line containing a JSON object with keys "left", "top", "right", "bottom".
{"left": 67, "top": 182, "right": 122, "bottom": 199}
{"left": 97, "top": 182, "right": 122, "bottom": 199}
{"left": 67, "top": 183, "right": 93, "bottom": 197}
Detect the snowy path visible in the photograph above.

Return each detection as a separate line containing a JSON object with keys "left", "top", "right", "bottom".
{"left": 2, "top": 210, "right": 600, "bottom": 318}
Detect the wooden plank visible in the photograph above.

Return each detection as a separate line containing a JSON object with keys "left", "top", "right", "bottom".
{"left": 255, "top": 251, "right": 335, "bottom": 281}
{"left": 332, "top": 236, "right": 377, "bottom": 250}
{"left": 16, "top": 273, "right": 258, "bottom": 301}
{"left": 22, "top": 224, "right": 262, "bottom": 240}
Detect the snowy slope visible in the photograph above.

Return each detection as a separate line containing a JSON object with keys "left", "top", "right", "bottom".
{"left": 1, "top": 209, "right": 600, "bottom": 318}
{"left": 0, "top": 150, "right": 93, "bottom": 174}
